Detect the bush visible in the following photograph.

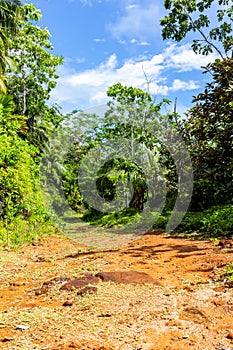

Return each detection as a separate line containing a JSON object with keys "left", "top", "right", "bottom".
{"left": 0, "top": 218, "right": 56, "bottom": 247}
{"left": 82, "top": 207, "right": 139, "bottom": 228}
{"left": 201, "top": 205, "right": 233, "bottom": 237}
{"left": 174, "top": 205, "right": 233, "bottom": 237}
{"left": 175, "top": 211, "right": 205, "bottom": 233}
{"left": 0, "top": 100, "right": 53, "bottom": 246}
{"left": 80, "top": 204, "right": 233, "bottom": 238}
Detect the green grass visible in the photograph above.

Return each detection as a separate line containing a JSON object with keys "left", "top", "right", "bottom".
{"left": 0, "top": 218, "right": 58, "bottom": 247}
{"left": 82, "top": 208, "right": 139, "bottom": 228}
{"left": 225, "top": 263, "right": 233, "bottom": 282}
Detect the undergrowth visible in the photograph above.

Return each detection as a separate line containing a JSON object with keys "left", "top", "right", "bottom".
{"left": 225, "top": 263, "right": 233, "bottom": 282}
{"left": 2, "top": 204, "right": 232, "bottom": 247}
{"left": 0, "top": 218, "right": 57, "bottom": 247}
{"left": 80, "top": 204, "right": 233, "bottom": 238}
{"left": 82, "top": 208, "right": 139, "bottom": 228}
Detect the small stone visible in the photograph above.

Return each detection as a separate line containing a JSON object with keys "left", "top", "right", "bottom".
{"left": 77, "top": 286, "right": 97, "bottom": 296}
{"left": 184, "top": 286, "right": 194, "bottom": 292}
{"left": 170, "top": 331, "right": 183, "bottom": 340}
{"left": 227, "top": 331, "right": 233, "bottom": 339}
{"left": 1, "top": 337, "right": 13, "bottom": 343}
{"left": 224, "top": 305, "right": 233, "bottom": 312}
{"left": 62, "top": 300, "right": 74, "bottom": 307}
{"left": 213, "top": 299, "right": 226, "bottom": 306}
{"left": 164, "top": 291, "right": 171, "bottom": 296}
{"left": 35, "top": 287, "right": 47, "bottom": 295}
{"left": 214, "top": 286, "right": 225, "bottom": 293}
{"left": 166, "top": 320, "right": 182, "bottom": 327}
{"left": 16, "top": 324, "right": 29, "bottom": 331}
{"left": 35, "top": 277, "right": 71, "bottom": 295}
{"left": 218, "top": 239, "right": 233, "bottom": 248}
{"left": 179, "top": 307, "right": 209, "bottom": 324}
{"left": 98, "top": 313, "right": 112, "bottom": 318}
{"left": 225, "top": 280, "right": 233, "bottom": 288}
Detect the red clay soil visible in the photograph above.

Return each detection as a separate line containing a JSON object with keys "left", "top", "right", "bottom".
{"left": 0, "top": 232, "right": 233, "bottom": 349}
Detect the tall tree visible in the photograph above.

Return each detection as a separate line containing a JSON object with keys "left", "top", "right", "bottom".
{"left": 183, "top": 58, "right": 233, "bottom": 209}
{"left": 61, "top": 83, "right": 172, "bottom": 215}
{"left": 104, "top": 83, "right": 171, "bottom": 211}
{"left": 6, "top": 3, "right": 63, "bottom": 150}
{"left": 161, "top": 0, "right": 233, "bottom": 58}
{"left": 161, "top": 0, "right": 233, "bottom": 210}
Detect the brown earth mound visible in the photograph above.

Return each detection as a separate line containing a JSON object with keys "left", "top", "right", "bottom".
{"left": 96, "top": 270, "right": 159, "bottom": 284}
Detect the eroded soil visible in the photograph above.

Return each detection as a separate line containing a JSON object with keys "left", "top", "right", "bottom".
{"left": 0, "top": 231, "right": 233, "bottom": 350}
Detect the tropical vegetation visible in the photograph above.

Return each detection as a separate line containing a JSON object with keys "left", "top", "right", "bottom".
{"left": 0, "top": 0, "right": 232, "bottom": 246}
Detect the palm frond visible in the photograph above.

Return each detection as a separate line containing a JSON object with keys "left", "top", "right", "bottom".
{"left": 0, "top": 78, "right": 7, "bottom": 93}
{"left": 0, "top": 0, "right": 22, "bottom": 83}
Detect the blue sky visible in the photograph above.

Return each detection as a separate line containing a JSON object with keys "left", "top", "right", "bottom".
{"left": 32, "top": 0, "right": 218, "bottom": 114}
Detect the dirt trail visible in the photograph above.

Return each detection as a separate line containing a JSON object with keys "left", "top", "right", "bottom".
{"left": 0, "top": 231, "right": 233, "bottom": 350}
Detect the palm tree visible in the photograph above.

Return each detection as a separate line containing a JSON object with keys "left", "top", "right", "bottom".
{"left": 0, "top": 0, "right": 22, "bottom": 91}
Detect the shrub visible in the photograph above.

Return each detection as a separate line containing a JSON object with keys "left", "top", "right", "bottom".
{"left": 201, "top": 205, "right": 233, "bottom": 237}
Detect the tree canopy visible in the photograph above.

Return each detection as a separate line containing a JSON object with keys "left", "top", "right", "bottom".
{"left": 1, "top": 1, "right": 233, "bottom": 245}
{"left": 0, "top": 0, "right": 23, "bottom": 91}
{"left": 0, "top": 2, "right": 63, "bottom": 245}
{"left": 6, "top": 3, "right": 63, "bottom": 150}
{"left": 161, "top": 0, "right": 233, "bottom": 58}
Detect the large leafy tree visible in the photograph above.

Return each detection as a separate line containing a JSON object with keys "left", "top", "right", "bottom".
{"left": 183, "top": 58, "right": 233, "bottom": 209}
{"left": 103, "top": 83, "right": 172, "bottom": 211}
{"left": 0, "top": 0, "right": 22, "bottom": 91}
{"left": 161, "top": 0, "right": 233, "bottom": 58}
{"left": 161, "top": 0, "right": 233, "bottom": 210}
{"left": 6, "top": 3, "right": 63, "bottom": 150}
{"left": 61, "top": 83, "right": 173, "bottom": 216}
{"left": 0, "top": 3, "right": 63, "bottom": 245}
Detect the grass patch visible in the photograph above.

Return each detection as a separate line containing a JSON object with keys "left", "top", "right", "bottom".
{"left": 0, "top": 218, "right": 58, "bottom": 247}
{"left": 154, "top": 204, "right": 233, "bottom": 238}
{"left": 225, "top": 263, "right": 233, "bottom": 282}
{"left": 81, "top": 208, "right": 139, "bottom": 228}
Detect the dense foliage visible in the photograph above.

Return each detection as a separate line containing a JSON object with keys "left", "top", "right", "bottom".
{"left": 0, "top": 2, "right": 62, "bottom": 245}
{"left": 183, "top": 58, "right": 233, "bottom": 210}
{"left": 159, "top": 0, "right": 233, "bottom": 236}
{"left": 0, "top": 0, "right": 232, "bottom": 245}
{"left": 61, "top": 83, "right": 173, "bottom": 222}
{"left": 161, "top": 0, "right": 233, "bottom": 58}
{"left": 7, "top": 4, "right": 63, "bottom": 151}
{"left": 60, "top": 0, "right": 233, "bottom": 236}
{"left": 0, "top": 0, "right": 22, "bottom": 91}
{"left": 0, "top": 93, "right": 51, "bottom": 245}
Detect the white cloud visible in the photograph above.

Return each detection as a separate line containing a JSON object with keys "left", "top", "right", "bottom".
{"left": 63, "top": 56, "right": 86, "bottom": 65}
{"left": 76, "top": 57, "right": 86, "bottom": 64}
{"left": 139, "top": 41, "right": 150, "bottom": 46}
{"left": 51, "top": 44, "right": 212, "bottom": 110}
{"left": 170, "top": 79, "right": 199, "bottom": 91}
{"left": 163, "top": 44, "right": 218, "bottom": 71}
{"left": 129, "top": 38, "right": 150, "bottom": 46}
{"left": 101, "top": 53, "right": 118, "bottom": 70}
{"left": 79, "top": 0, "right": 92, "bottom": 6}
{"left": 107, "top": 2, "right": 163, "bottom": 40}
{"left": 118, "top": 39, "right": 127, "bottom": 45}
{"left": 126, "top": 4, "right": 139, "bottom": 10}
{"left": 94, "top": 38, "right": 106, "bottom": 43}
